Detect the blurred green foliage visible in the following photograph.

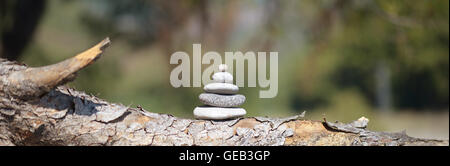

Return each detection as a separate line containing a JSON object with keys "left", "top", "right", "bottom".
{"left": 5, "top": 0, "right": 448, "bottom": 130}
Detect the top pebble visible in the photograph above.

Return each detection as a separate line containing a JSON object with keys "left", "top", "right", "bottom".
{"left": 219, "top": 64, "right": 228, "bottom": 72}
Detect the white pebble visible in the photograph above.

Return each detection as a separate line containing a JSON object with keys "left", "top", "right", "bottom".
{"left": 219, "top": 64, "right": 228, "bottom": 72}
{"left": 212, "top": 72, "right": 233, "bottom": 83}
{"left": 204, "top": 83, "right": 238, "bottom": 94}
{"left": 193, "top": 107, "right": 246, "bottom": 120}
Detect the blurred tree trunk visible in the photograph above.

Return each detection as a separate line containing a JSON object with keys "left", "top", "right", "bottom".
{"left": 0, "top": 38, "right": 447, "bottom": 146}
{"left": 375, "top": 61, "right": 392, "bottom": 112}
{"left": 0, "top": 0, "right": 47, "bottom": 60}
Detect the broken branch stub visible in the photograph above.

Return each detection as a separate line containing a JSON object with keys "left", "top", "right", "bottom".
{"left": 0, "top": 38, "right": 110, "bottom": 99}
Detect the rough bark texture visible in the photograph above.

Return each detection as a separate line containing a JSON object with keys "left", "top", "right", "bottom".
{"left": 0, "top": 38, "right": 448, "bottom": 146}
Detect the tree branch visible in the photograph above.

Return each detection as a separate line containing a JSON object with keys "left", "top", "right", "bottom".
{"left": 0, "top": 38, "right": 110, "bottom": 100}
{"left": 0, "top": 38, "right": 447, "bottom": 146}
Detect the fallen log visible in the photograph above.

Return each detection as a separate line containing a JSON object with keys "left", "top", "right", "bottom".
{"left": 0, "top": 38, "right": 447, "bottom": 146}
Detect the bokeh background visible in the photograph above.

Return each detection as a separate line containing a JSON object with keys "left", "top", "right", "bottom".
{"left": 1, "top": 0, "right": 448, "bottom": 139}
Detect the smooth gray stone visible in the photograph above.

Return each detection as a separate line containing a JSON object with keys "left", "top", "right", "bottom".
{"left": 199, "top": 93, "right": 245, "bottom": 107}
{"left": 212, "top": 72, "right": 233, "bottom": 83}
{"left": 204, "top": 83, "right": 238, "bottom": 94}
{"left": 193, "top": 107, "right": 246, "bottom": 120}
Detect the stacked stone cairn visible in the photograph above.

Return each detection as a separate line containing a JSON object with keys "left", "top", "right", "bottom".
{"left": 193, "top": 64, "right": 246, "bottom": 120}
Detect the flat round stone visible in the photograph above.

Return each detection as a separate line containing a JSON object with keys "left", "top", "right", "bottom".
{"left": 199, "top": 93, "right": 245, "bottom": 107}
{"left": 193, "top": 107, "right": 246, "bottom": 120}
{"left": 212, "top": 72, "right": 233, "bottom": 83}
{"left": 204, "top": 83, "right": 238, "bottom": 94}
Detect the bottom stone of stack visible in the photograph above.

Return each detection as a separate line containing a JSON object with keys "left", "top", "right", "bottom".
{"left": 193, "top": 107, "right": 246, "bottom": 120}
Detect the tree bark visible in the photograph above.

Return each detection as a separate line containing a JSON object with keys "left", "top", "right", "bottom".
{"left": 0, "top": 38, "right": 447, "bottom": 146}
